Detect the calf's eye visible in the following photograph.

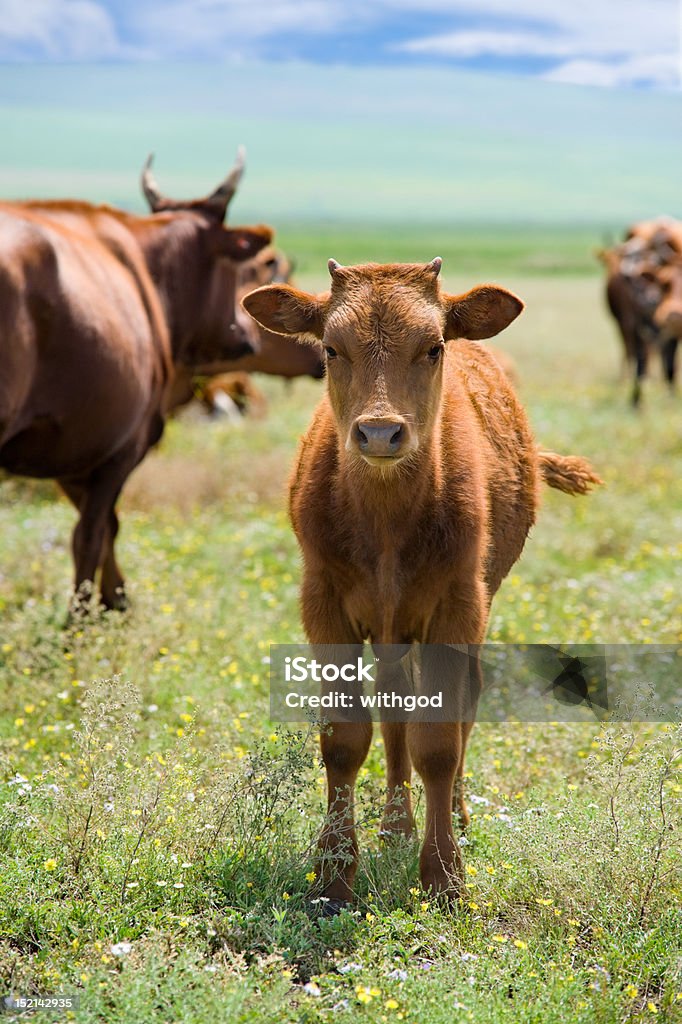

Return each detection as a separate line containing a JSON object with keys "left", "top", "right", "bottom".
{"left": 324, "top": 346, "right": 338, "bottom": 359}
{"left": 427, "top": 343, "right": 444, "bottom": 363}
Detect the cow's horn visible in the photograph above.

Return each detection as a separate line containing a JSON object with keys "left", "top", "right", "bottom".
{"left": 141, "top": 153, "right": 171, "bottom": 212}
{"left": 426, "top": 256, "right": 442, "bottom": 276}
{"left": 328, "top": 258, "right": 344, "bottom": 275}
{"left": 205, "top": 145, "right": 246, "bottom": 218}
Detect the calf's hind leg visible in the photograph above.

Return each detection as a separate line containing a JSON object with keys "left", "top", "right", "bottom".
{"left": 376, "top": 654, "right": 417, "bottom": 838}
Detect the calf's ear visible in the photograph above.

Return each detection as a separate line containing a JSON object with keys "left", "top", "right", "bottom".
{"left": 242, "top": 285, "right": 326, "bottom": 341}
{"left": 443, "top": 285, "right": 524, "bottom": 340}
{"left": 220, "top": 224, "right": 273, "bottom": 262}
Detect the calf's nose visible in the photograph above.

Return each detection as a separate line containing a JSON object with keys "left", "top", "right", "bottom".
{"left": 353, "top": 417, "right": 407, "bottom": 457}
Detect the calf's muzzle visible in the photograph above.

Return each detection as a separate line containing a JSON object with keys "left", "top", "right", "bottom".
{"left": 351, "top": 417, "right": 410, "bottom": 460}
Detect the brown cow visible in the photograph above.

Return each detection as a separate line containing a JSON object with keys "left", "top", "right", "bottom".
{"left": 244, "top": 258, "right": 601, "bottom": 904}
{"left": 238, "top": 244, "right": 295, "bottom": 288}
{"left": 624, "top": 216, "right": 682, "bottom": 255}
{"left": 598, "top": 222, "right": 682, "bottom": 404}
{"left": 165, "top": 245, "right": 324, "bottom": 414}
{"left": 597, "top": 243, "right": 662, "bottom": 405}
{"left": 0, "top": 152, "right": 272, "bottom": 610}
{"left": 198, "top": 371, "right": 268, "bottom": 419}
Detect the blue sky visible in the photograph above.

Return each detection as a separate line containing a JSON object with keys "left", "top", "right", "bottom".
{"left": 0, "top": 0, "right": 679, "bottom": 89}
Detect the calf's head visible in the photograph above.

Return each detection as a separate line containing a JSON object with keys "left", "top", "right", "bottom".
{"left": 243, "top": 260, "right": 523, "bottom": 466}
{"left": 141, "top": 148, "right": 272, "bottom": 364}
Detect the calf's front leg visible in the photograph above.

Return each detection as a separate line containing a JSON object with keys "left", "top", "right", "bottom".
{"left": 301, "top": 573, "right": 370, "bottom": 904}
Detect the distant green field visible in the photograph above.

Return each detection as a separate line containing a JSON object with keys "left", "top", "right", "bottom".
{"left": 274, "top": 222, "right": 605, "bottom": 279}
{"left": 0, "top": 62, "right": 680, "bottom": 227}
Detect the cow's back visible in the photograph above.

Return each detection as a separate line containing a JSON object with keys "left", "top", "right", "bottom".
{"left": 0, "top": 204, "right": 170, "bottom": 477}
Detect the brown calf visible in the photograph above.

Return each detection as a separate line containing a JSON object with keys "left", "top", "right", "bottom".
{"left": 0, "top": 152, "right": 271, "bottom": 609}
{"left": 244, "top": 259, "right": 601, "bottom": 904}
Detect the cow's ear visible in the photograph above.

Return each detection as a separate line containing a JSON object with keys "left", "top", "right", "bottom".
{"left": 242, "top": 284, "right": 327, "bottom": 341}
{"left": 443, "top": 285, "right": 524, "bottom": 340}
{"left": 219, "top": 224, "right": 273, "bottom": 262}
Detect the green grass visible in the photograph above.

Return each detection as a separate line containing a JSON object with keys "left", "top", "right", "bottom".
{"left": 0, "top": 246, "right": 681, "bottom": 1023}
{"left": 274, "top": 223, "right": 604, "bottom": 278}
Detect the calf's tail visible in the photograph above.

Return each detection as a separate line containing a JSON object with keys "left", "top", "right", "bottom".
{"left": 538, "top": 450, "right": 603, "bottom": 496}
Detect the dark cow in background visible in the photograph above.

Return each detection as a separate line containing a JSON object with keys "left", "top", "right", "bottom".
{"left": 598, "top": 217, "right": 682, "bottom": 405}
{"left": 239, "top": 244, "right": 295, "bottom": 289}
{"left": 197, "top": 371, "right": 269, "bottom": 420}
{"left": 0, "top": 150, "right": 272, "bottom": 610}
{"left": 165, "top": 243, "right": 324, "bottom": 416}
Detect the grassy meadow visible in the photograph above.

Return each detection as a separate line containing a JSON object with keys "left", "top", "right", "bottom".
{"left": 0, "top": 229, "right": 681, "bottom": 1023}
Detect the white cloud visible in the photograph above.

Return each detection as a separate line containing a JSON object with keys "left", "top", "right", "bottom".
{"left": 128, "top": 0, "right": 342, "bottom": 56}
{"left": 545, "top": 54, "right": 680, "bottom": 89}
{"left": 392, "top": 0, "right": 681, "bottom": 88}
{"left": 399, "top": 30, "right": 575, "bottom": 59}
{"left": 0, "top": 0, "right": 677, "bottom": 89}
{"left": 0, "top": 0, "right": 127, "bottom": 59}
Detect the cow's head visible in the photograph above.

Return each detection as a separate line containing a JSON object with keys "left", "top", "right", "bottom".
{"left": 243, "top": 260, "right": 522, "bottom": 467}
{"left": 140, "top": 148, "right": 272, "bottom": 365}
{"left": 239, "top": 245, "right": 295, "bottom": 290}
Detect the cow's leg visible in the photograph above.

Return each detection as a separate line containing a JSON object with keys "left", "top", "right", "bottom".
{"left": 376, "top": 658, "right": 414, "bottom": 837}
{"left": 632, "top": 335, "right": 648, "bottom": 407}
{"left": 662, "top": 338, "right": 678, "bottom": 392}
{"left": 411, "top": 597, "right": 484, "bottom": 897}
{"left": 58, "top": 479, "right": 91, "bottom": 607}
{"left": 99, "top": 509, "right": 127, "bottom": 610}
{"left": 62, "top": 447, "right": 139, "bottom": 613}
{"left": 60, "top": 479, "right": 125, "bottom": 611}
{"left": 453, "top": 720, "right": 475, "bottom": 831}
{"left": 380, "top": 722, "right": 414, "bottom": 837}
{"left": 319, "top": 719, "right": 373, "bottom": 902}
{"left": 451, "top": 650, "right": 482, "bottom": 830}
{"left": 408, "top": 717, "right": 463, "bottom": 897}
{"left": 71, "top": 493, "right": 117, "bottom": 612}
{"left": 301, "top": 574, "right": 369, "bottom": 905}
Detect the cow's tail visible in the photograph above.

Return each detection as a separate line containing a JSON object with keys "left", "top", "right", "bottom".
{"left": 538, "top": 450, "right": 603, "bottom": 495}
